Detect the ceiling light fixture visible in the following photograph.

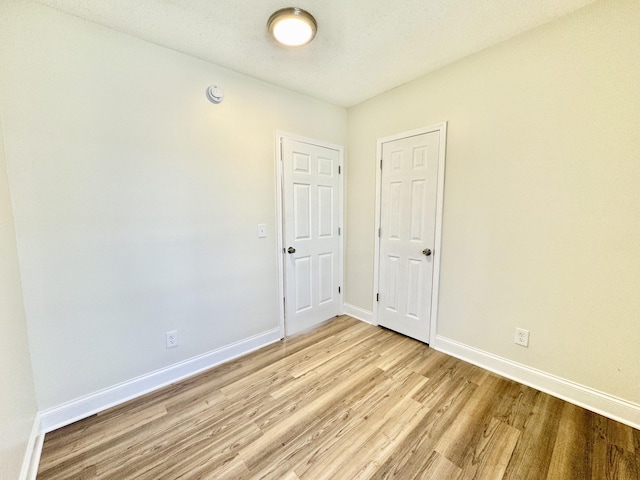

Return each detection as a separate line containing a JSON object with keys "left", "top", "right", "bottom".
{"left": 268, "top": 7, "right": 317, "bottom": 47}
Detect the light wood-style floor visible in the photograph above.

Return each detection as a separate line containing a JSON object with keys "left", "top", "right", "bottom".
{"left": 38, "top": 316, "right": 640, "bottom": 479}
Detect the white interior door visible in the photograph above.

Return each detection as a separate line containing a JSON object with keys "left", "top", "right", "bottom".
{"left": 377, "top": 128, "right": 444, "bottom": 343}
{"left": 282, "top": 136, "right": 342, "bottom": 335}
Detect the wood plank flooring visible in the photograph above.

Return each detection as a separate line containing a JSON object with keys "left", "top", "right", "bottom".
{"left": 37, "top": 316, "right": 640, "bottom": 479}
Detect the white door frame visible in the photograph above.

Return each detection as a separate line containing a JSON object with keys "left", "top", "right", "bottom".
{"left": 372, "top": 122, "right": 447, "bottom": 345}
{"left": 275, "top": 131, "right": 344, "bottom": 338}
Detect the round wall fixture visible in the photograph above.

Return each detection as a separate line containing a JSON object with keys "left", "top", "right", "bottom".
{"left": 268, "top": 7, "right": 317, "bottom": 47}
{"left": 206, "top": 85, "right": 224, "bottom": 104}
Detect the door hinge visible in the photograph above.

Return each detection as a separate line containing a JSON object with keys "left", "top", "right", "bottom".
{"left": 380, "top": 159, "right": 383, "bottom": 170}
{"left": 338, "top": 286, "right": 341, "bottom": 294}
{"left": 338, "top": 227, "right": 341, "bottom": 236}
{"left": 338, "top": 165, "right": 341, "bottom": 174}
{"left": 378, "top": 228, "right": 381, "bottom": 237}
{"left": 376, "top": 293, "right": 380, "bottom": 302}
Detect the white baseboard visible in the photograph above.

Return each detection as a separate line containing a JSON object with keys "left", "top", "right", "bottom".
{"left": 39, "top": 328, "right": 282, "bottom": 433}
{"left": 434, "top": 335, "right": 640, "bottom": 430}
{"left": 343, "top": 303, "right": 374, "bottom": 324}
{"left": 20, "top": 414, "right": 43, "bottom": 480}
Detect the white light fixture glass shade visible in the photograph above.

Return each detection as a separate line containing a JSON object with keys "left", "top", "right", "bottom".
{"left": 268, "top": 8, "right": 317, "bottom": 47}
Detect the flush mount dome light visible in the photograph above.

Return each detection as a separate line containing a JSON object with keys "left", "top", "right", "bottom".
{"left": 268, "top": 7, "right": 317, "bottom": 47}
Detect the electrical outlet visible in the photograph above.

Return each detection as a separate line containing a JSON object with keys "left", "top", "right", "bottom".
{"left": 515, "top": 328, "right": 529, "bottom": 347}
{"left": 257, "top": 224, "right": 266, "bottom": 238}
{"left": 166, "top": 330, "right": 178, "bottom": 348}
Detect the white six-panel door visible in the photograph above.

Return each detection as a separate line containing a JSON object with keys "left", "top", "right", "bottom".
{"left": 377, "top": 128, "right": 444, "bottom": 343}
{"left": 281, "top": 137, "right": 342, "bottom": 335}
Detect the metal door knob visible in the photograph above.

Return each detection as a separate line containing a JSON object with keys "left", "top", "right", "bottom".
{"left": 287, "top": 246, "right": 296, "bottom": 254}
{"left": 422, "top": 248, "right": 432, "bottom": 256}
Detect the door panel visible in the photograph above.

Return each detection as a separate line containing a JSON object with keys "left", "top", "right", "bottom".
{"left": 283, "top": 138, "right": 342, "bottom": 335}
{"left": 378, "top": 131, "right": 441, "bottom": 343}
{"left": 318, "top": 252, "right": 333, "bottom": 304}
{"left": 294, "top": 183, "right": 311, "bottom": 239}
{"left": 318, "top": 185, "right": 333, "bottom": 237}
{"left": 386, "top": 255, "right": 400, "bottom": 311}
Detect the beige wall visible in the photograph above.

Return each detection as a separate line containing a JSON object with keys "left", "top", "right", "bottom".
{"left": 346, "top": 0, "right": 640, "bottom": 403}
{"left": 0, "top": 115, "right": 38, "bottom": 477}
{"left": 0, "top": 1, "right": 346, "bottom": 410}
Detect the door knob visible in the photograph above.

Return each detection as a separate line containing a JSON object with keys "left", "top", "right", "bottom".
{"left": 422, "top": 248, "right": 432, "bottom": 256}
{"left": 287, "top": 246, "right": 296, "bottom": 254}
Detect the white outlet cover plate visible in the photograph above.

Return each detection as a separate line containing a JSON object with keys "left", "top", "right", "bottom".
{"left": 257, "top": 224, "right": 266, "bottom": 238}
{"left": 166, "top": 330, "right": 178, "bottom": 348}
{"left": 515, "top": 328, "right": 529, "bottom": 347}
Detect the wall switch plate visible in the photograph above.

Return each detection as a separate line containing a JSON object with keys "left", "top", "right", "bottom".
{"left": 515, "top": 328, "right": 529, "bottom": 347}
{"left": 166, "top": 330, "right": 178, "bottom": 348}
{"left": 257, "top": 224, "right": 266, "bottom": 238}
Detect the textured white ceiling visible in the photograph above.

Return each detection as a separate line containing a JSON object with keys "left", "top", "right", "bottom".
{"left": 35, "top": 0, "right": 596, "bottom": 107}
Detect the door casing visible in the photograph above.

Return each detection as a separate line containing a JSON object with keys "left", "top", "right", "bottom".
{"left": 373, "top": 123, "right": 447, "bottom": 345}
{"left": 275, "top": 131, "right": 344, "bottom": 337}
